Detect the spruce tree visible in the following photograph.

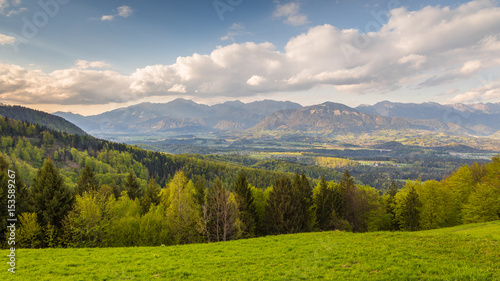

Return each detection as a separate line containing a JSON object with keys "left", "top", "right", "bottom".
{"left": 74, "top": 164, "right": 100, "bottom": 195}
{"left": 31, "top": 158, "right": 74, "bottom": 230}
{"left": 398, "top": 185, "right": 422, "bottom": 231}
{"left": 386, "top": 180, "right": 399, "bottom": 231}
{"left": 340, "top": 170, "right": 356, "bottom": 230}
{"left": 264, "top": 176, "right": 301, "bottom": 234}
{"left": 124, "top": 172, "right": 142, "bottom": 200}
{"left": 234, "top": 173, "right": 258, "bottom": 238}
{"left": 141, "top": 178, "right": 161, "bottom": 214}
{"left": 314, "top": 176, "right": 335, "bottom": 231}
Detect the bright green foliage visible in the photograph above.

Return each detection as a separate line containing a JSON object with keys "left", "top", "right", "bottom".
{"left": 265, "top": 176, "right": 302, "bottom": 234}
{"left": 141, "top": 178, "right": 161, "bottom": 214}
{"left": 104, "top": 193, "right": 142, "bottom": 247}
{"left": 124, "top": 171, "right": 142, "bottom": 200}
{"left": 31, "top": 159, "right": 74, "bottom": 232}
{"left": 165, "top": 171, "right": 203, "bottom": 244}
{"left": 138, "top": 204, "right": 170, "bottom": 246}
{"left": 234, "top": 173, "right": 258, "bottom": 238}
{"left": 17, "top": 213, "right": 42, "bottom": 249}
{"left": 74, "top": 164, "right": 100, "bottom": 195}
{"left": 395, "top": 181, "right": 422, "bottom": 231}
{"left": 418, "top": 180, "right": 458, "bottom": 229}
{"left": 205, "top": 178, "right": 240, "bottom": 242}
{"left": 463, "top": 183, "right": 500, "bottom": 223}
{"left": 62, "top": 192, "right": 113, "bottom": 247}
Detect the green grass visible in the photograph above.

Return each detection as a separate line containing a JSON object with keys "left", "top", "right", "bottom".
{"left": 2, "top": 221, "right": 499, "bottom": 280}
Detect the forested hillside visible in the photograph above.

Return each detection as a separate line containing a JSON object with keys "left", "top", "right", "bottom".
{"left": 0, "top": 104, "right": 87, "bottom": 136}
{"left": 1, "top": 115, "right": 499, "bottom": 249}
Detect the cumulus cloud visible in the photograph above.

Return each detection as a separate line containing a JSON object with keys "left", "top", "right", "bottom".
{"left": 117, "top": 6, "right": 133, "bottom": 18}
{"left": 449, "top": 81, "right": 500, "bottom": 103}
{"left": 101, "top": 15, "right": 114, "bottom": 21}
{"left": 0, "top": 0, "right": 25, "bottom": 16}
{"left": 273, "top": 2, "right": 309, "bottom": 26}
{"left": 75, "top": 60, "right": 111, "bottom": 70}
{"left": 2, "top": 0, "right": 500, "bottom": 105}
{"left": 0, "top": 34, "right": 16, "bottom": 45}
{"left": 101, "top": 5, "right": 133, "bottom": 21}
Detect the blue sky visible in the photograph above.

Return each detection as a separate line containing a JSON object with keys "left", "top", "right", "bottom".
{"left": 1, "top": 0, "right": 500, "bottom": 115}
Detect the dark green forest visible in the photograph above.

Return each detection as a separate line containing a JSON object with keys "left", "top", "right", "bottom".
{"left": 0, "top": 115, "right": 499, "bottom": 248}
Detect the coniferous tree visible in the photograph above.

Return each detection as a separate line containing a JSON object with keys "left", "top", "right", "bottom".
{"left": 31, "top": 158, "right": 74, "bottom": 232}
{"left": 141, "top": 178, "right": 161, "bottom": 214}
{"left": 340, "top": 170, "right": 356, "bottom": 230}
{"left": 206, "top": 178, "right": 239, "bottom": 242}
{"left": 194, "top": 175, "right": 206, "bottom": 207}
{"left": 294, "top": 173, "right": 314, "bottom": 232}
{"left": 397, "top": 185, "right": 422, "bottom": 231}
{"left": 386, "top": 180, "right": 399, "bottom": 231}
{"left": 124, "top": 172, "right": 142, "bottom": 200}
{"left": 74, "top": 164, "right": 100, "bottom": 195}
{"left": 264, "top": 176, "right": 301, "bottom": 234}
{"left": 234, "top": 173, "right": 258, "bottom": 238}
{"left": 313, "top": 177, "right": 335, "bottom": 231}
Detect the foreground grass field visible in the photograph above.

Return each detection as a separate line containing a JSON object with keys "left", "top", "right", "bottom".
{"left": 2, "top": 221, "right": 499, "bottom": 280}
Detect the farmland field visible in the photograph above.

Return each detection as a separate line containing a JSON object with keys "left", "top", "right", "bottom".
{"left": 2, "top": 221, "right": 499, "bottom": 280}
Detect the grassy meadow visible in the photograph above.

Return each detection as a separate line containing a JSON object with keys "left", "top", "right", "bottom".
{"left": 2, "top": 221, "right": 499, "bottom": 280}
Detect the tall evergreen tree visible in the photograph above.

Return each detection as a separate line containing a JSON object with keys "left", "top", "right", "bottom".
{"left": 386, "top": 180, "right": 399, "bottom": 231}
{"left": 340, "top": 170, "right": 357, "bottom": 231}
{"left": 264, "top": 176, "right": 302, "bottom": 234}
{"left": 206, "top": 178, "right": 239, "bottom": 242}
{"left": 124, "top": 172, "right": 142, "bottom": 200}
{"left": 397, "top": 185, "right": 422, "bottom": 231}
{"left": 74, "top": 164, "right": 100, "bottom": 195}
{"left": 313, "top": 177, "right": 335, "bottom": 231}
{"left": 141, "top": 178, "right": 161, "bottom": 214}
{"left": 31, "top": 158, "right": 74, "bottom": 230}
{"left": 194, "top": 175, "right": 206, "bottom": 207}
{"left": 234, "top": 173, "right": 258, "bottom": 238}
{"left": 293, "top": 172, "right": 314, "bottom": 232}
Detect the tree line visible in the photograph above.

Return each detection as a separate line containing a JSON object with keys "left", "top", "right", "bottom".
{"left": 1, "top": 153, "right": 499, "bottom": 249}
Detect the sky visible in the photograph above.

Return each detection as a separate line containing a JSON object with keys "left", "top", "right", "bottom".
{"left": 1, "top": 0, "right": 500, "bottom": 115}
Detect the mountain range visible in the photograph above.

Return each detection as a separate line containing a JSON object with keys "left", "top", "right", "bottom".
{"left": 49, "top": 99, "right": 500, "bottom": 137}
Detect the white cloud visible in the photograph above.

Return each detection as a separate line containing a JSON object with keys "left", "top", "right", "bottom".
{"left": 117, "top": 6, "right": 133, "bottom": 18}
{"left": 247, "top": 75, "right": 266, "bottom": 86}
{"left": 221, "top": 23, "right": 251, "bottom": 41}
{"left": 3, "top": 0, "right": 500, "bottom": 106}
{"left": 101, "top": 15, "right": 114, "bottom": 21}
{"left": 75, "top": 60, "right": 111, "bottom": 70}
{"left": 0, "top": 0, "right": 24, "bottom": 16}
{"left": 460, "top": 60, "right": 482, "bottom": 74}
{"left": 0, "top": 34, "right": 16, "bottom": 45}
{"left": 449, "top": 81, "right": 500, "bottom": 103}
{"left": 101, "top": 5, "right": 133, "bottom": 21}
{"left": 273, "top": 2, "right": 309, "bottom": 26}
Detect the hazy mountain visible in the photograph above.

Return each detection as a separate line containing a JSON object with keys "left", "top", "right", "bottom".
{"left": 0, "top": 104, "right": 87, "bottom": 135}
{"left": 356, "top": 101, "right": 500, "bottom": 136}
{"left": 252, "top": 102, "right": 470, "bottom": 135}
{"left": 54, "top": 99, "right": 303, "bottom": 134}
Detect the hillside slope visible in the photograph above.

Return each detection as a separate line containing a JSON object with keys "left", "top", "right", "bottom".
{"left": 0, "top": 104, "right": 86, "bottom": 135}
{"left": 4, "top": 221, "right": 499, "bottom": 280}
